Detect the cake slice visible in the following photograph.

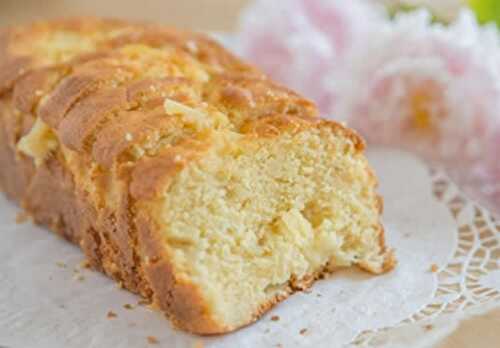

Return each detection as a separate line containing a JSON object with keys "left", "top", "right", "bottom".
{"left": 0, "top": 18, "right": 395, "bottom": 334}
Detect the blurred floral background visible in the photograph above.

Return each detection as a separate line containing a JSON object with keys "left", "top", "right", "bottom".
{"left": 1, "top": 0, "right": 500, "bottom": 217}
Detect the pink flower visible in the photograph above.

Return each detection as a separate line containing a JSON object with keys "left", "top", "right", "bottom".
{"left": 334, "top": 10, "right": 500, "bottom": 166}
{"left": 238, "top": 0, "right": 384, "bottom": 113}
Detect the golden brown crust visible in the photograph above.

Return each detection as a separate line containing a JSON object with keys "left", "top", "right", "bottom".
{"left": 0, "top": 17, "right": 393, "bottom": 335}
{"left": 105, "top": 28, "right": 263, "bottom": 77}
{"left": 135, "top": 210, "right": 226, "bottom": 334}
{"left": 39, "top": 60, "right": 135, "bottom": 129}
{"left": 58, "top": 87, "right": 129, "bottom": 151}
{"left": 204, "top": 75, "right": 319, "bottom": 127}
{"left": 13, "top": 66, "right": 68, "bottom": 114}
{"left": 0, "top": 56, "right": 32, "bottom": 96}
{"left": 130, "top": 139, "right": 209, "bottom": 200}
{"left": 92, "top": 109, "right": 165, "bottom": 167}
{"left": 0, "top": 107, "right": 35, "bottom": 201}
{"left": 240, "top": 114, "right": 320, "bottom": 137}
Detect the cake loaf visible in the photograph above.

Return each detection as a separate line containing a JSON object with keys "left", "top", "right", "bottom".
{"left": 0, "top": 18, "right": 395, "bottom": 334}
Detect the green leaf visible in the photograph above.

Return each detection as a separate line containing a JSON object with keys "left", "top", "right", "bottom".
{"left": 469, "top": 0, "right": 500, "bottom": 26}
{"left": 387, "top": 4, "right": 445, "bottom": 24}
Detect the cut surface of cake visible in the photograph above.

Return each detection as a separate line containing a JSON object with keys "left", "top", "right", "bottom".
{"left": 0, "top": 18, "right": 395, "bottom": 334}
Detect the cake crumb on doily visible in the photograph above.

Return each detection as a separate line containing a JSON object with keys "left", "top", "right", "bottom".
{"left": 73, "top": 274, "right": 85, "bottom": 282}
{"left": 138, "top": 299, "right": 151, "bottom": 306}
{"left": 80, "top": 260, "right": 91, "bottom": 269}
{"left": 107, "top": 311, "right": 117, "bottom": 319}
{"left": 147, "top": 336, "right": 159, "bottom": 345}
{"left": 56, "top": 261, "right": 67, "bottom": 268}
{"left": 15, "top": 211, "right": 30, "bottom": 224}
{"left": 193, "top": 340, "right": 204, "bottom": 348}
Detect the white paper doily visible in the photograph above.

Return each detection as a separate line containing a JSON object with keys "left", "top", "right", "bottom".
{"left": 3, "top": 148, "right": 497, "bottom": 348}
{"left": 349, "top": 157, "right": 500, "bottom": 347}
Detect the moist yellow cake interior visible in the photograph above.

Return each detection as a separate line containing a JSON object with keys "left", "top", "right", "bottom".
{"left": 158, "top": 127, "right": 385, "bottom": 327}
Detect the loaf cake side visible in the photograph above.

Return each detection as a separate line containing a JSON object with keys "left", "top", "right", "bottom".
{"left": 0, "top": 18, "right": 395, "bottom": 334}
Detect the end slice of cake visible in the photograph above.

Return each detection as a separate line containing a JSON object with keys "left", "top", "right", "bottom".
{"left": 128, "top": 115, "right": 395, "bottom": 333}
